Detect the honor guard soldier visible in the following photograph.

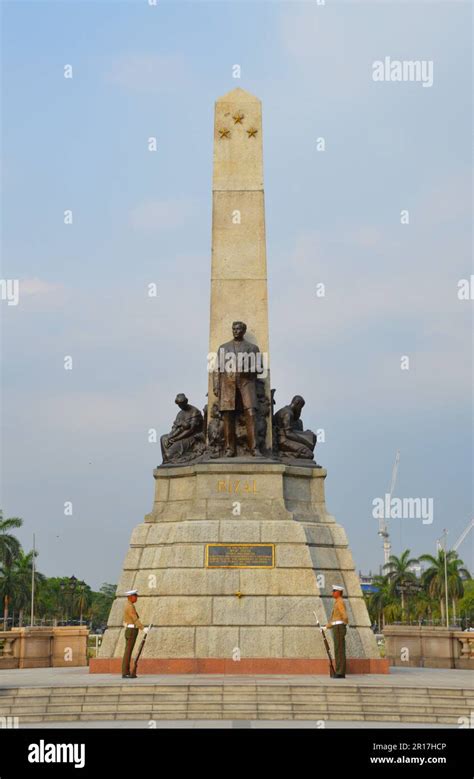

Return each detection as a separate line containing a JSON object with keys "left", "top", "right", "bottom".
{"left": 122, "top": 589, "right": 148, "bottom": 678}
{"left": 324, "top": 584, "right": 348, "bottom": 678}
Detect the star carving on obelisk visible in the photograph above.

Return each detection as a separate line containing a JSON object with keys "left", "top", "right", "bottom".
{"left": 246, "top": 127, "right": 258, "bottom": 138}
{"left": 218, "top": 128, "right": 231, "bottom": 139}
{"left": 233, "top": 111, "right": 244, "bottom": 124}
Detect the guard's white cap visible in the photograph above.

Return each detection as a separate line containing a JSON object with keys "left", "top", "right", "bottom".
{"left": 332, "top": 585, "right": 344, "bottom": 591}
{"left": 124, "top": 589, "right": 138, "bottom": 596}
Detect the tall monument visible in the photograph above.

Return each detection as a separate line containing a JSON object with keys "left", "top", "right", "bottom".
{"left": 91, "top": 89, "right": 387, "bottom": 675}
{"left": 208, "top": 88, "right": 272, "bottom": 450}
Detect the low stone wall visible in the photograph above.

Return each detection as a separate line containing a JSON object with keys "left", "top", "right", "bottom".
{"left": 384, "top": 625, "right": 474, "bottom": 670}
{"left": 0, "top": 627, "right": 88, "bottom": 669}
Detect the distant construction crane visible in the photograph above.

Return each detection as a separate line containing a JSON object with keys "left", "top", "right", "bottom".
{"left": 378, "top": 450, "right": 400, "bottom": 568}
{"left": 453, "top": 518, "right": 474, "bottom": 552}
{"left": 438, "top": 519, "right": 474, "bottom": 555}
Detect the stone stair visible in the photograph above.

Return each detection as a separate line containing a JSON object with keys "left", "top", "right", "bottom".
{"left": 1, "top": 683, "right": 473, "bottom": 724}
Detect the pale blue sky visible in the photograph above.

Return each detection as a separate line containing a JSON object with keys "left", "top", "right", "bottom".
{"left": 1, "top": 0, "right": 472, "bottom": 588}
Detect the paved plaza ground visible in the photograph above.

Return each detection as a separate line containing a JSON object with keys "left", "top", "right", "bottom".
{"left": 0, "top": 665, "right": 471, "bottom": 689}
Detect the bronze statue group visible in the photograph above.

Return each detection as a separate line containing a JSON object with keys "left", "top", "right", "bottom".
{"left": 160, "top": 321, "right": 319, "bottom": 465}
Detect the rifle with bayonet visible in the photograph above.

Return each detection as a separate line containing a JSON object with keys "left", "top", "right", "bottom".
{"left": 131, "top": 624, "right": 153, "bottom": 677}
{"left": 313, "top": 611, "right": 336, "bottom": 678}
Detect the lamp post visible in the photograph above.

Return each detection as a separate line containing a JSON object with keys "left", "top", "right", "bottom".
{"left": 438, "top": 530, "right": 449, "bottom": 628}
{"left": 77, "top": 581, "right": 87, "bottom": 626}
{"left": 30, "top": 533, "right": 35, "bottom": 627}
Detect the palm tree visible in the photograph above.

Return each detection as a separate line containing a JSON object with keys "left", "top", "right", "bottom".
{"left": 11, "top": 550, "right": 45, "bottom": 626}
{"left": 419, "top": 550, "right": 471, "bottom": 624}
{"left": 458, "top": 580, "right": 474, "bottom": 627}
{"left": 383, "top": 601, "right": 403, "bottom": 623}
{"left": 0, "top": 562, "right": 18, "bottom": 630}
{"left": 0, "top": 510, "right": 23, "bottom": 567}
{"left": 411, "top": 589, "right": 437, "bottom": 623}
{"left": 367, "top": 575, "right": 393, "bottom": 629}
{"left": 383, "top": 550, "right": 419, "bottom": 620}
{"left": 73, "top": 582, "right": 92, "bottom": 625}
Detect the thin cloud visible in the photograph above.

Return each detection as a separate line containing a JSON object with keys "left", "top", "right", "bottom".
{"left": 20, "top": 278, "right": 65, "bottom": 297}
{"left": 16, "top": 278, "right": 68, "bottom": 310}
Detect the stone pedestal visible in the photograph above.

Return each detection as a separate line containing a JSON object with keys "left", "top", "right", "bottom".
{"left": 91, "top": 463, "right": 388, "bottom": 674}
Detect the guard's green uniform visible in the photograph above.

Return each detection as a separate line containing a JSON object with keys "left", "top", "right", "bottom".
{"left": 122, "top": 600, "right": 144, "bottom": 676}
{"left": 327, "top": 596, "right": 348, "bottom": 676}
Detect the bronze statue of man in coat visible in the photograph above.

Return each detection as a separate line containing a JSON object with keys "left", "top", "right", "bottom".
{"left": 213, "top": 321, "right": 264, "bottom": 457}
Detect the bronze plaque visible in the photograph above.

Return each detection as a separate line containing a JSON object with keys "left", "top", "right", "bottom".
{"left": 205, "top": 543, "right": 274, "bottom": 568}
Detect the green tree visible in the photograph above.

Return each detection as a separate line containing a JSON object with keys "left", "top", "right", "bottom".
{"left": 0, "top": 561, "right": 17, "bottom": 629}
{"left": 419, "top": 550, "right": 471, "bottom": 624}
{"left": 383, "top": 601, "right": 403, "bottom": 623}
{"left": 383, "top": 550, "right": 419, "bottom": 620}
{"left": 366, "top": 575, "right": 394, "bottom": 629}
{"left": 0, "top": 511, "right": 24, "bottom": 628}
{"left": 72, "top": 582, "right": 93, "bottom": 625}
{"left": 99, "top": 583, "right": 116, "bottom": 600}
{"left": 458, "top": 580, "right": 474, "bottom": 626}
{"left": 0, "top": 510, "right": 23, "bottom": 566}
{"left": 89, "top": 583, "right": 116, "bottom": 629}
{"left": 11, "top": 550, "right": 45, "bottom": 626}
{"left": 410, "top": 588, "right": 438, "bottom": 623}
{"left": 36, "top": 577, "right": 68, "bottom": 624}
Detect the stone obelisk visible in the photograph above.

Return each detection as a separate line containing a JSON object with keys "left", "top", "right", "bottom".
{"left": 208, "top": 88, "right": 271, "bottom": 448}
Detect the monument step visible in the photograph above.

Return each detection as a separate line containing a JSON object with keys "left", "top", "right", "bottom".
{"left": 6, "top": 711, "right": 466, "bottom": 724}
{"left": 1, "top": 683, "right": 471, "bottom": 725}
